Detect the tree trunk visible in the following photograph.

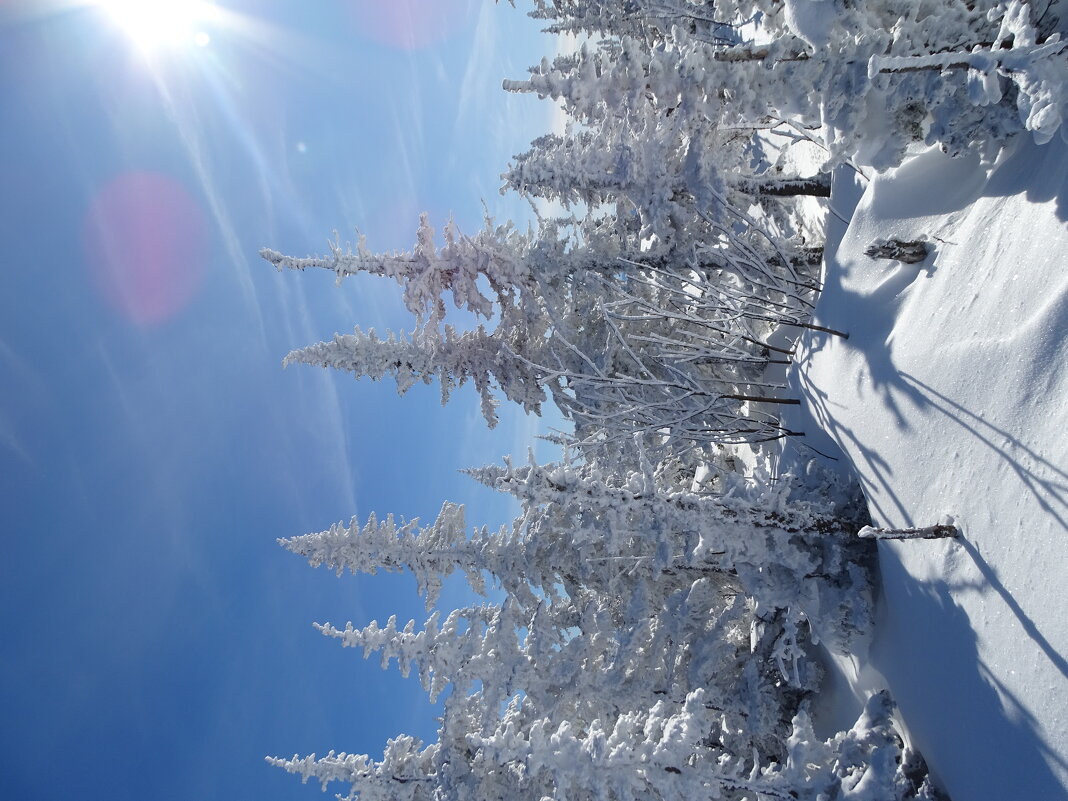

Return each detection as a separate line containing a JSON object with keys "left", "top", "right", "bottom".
{"left": 747, "top": 175, "right": 832, "bottom": 198}
{"left": 858, "top": 524, "right": 960, "bottom": 540}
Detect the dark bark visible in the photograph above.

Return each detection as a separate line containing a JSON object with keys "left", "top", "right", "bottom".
{"left": 865, "top": 238, "right": 931, "bottom": 264}
{"left": 749, "top": 176, "right": 832, "bottom": 198}
{"left": 858, "top": 524, "right": 960, "bottom": 540}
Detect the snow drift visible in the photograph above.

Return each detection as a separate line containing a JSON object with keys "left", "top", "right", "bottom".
{"left": 798, "top": 136, "right": 1068, "bottom": 799}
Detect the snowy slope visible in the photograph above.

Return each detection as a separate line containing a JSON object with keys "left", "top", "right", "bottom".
{"left": 797, "top": 137, "right": 1068, "bottom": 800}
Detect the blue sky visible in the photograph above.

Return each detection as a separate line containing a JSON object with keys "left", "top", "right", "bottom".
{"left": 0, "top": 2, "right": 556, "bottom": 798}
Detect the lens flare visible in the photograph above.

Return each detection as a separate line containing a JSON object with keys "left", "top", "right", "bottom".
{"left": 346, "top": 0, "right": 476, "bottom": 50}
{"left": 83, "top": 172, "right": 209, "bottom": 327}
{"left": 94, "top": 0, "right": 216, "bottom": 51}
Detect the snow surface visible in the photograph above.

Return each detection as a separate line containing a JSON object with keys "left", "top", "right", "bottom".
{"left": 796, "top": 137, "right": 1068, "bottom": 799}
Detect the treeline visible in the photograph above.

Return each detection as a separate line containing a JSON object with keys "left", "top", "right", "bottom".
{"left": 263, "top": 1, "right": 1064, "bottom": 798}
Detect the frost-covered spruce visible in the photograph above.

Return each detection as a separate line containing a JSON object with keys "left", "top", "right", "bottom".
{"left": 514, "top": 0, "right": 1066, "bottom": 171}
{"left": 260, "top": 2, "right": 1016, "bottom": 796}
{"left": 316, "top": 603, "right": 529, "bottom": 706}
{"left": 467, "top": 456, "right": 871, "bottom": 646}
{"left": 283, "top": 323, "right": 550, "bottom": 428}
{"left": 502, "top": 113, "right": 829, "bottom": 243}
{"left": 527, "top": 0, "right": 745, "bottom": 45}
{"left": 269, "top": 687, "right": 934, "bottom": 801}
{"left": 268, "top": 733, "right": 439, "bottom": 801}
{"left": 280, "top": 455, "right": 871, "bottom": 759}
{"left": 262, "top": 213, "right": 536, "bottom": 324}
{"left": 285, "top": 451, "right": 866, "bottom": 641}
{"left": 284, "top": 506, "right": 798, "bottom": 757}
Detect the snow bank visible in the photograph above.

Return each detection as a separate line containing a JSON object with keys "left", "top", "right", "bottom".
{"left": 797, "top": 138, "right": 1068, "bottom": 799}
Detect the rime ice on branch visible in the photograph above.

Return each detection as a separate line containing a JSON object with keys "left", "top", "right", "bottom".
{"left": 260, "top": 0, "right": 1055, "bottom": 797}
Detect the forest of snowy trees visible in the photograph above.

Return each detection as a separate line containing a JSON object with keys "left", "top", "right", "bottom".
{"left": 264, "top": 2, "right": 1067, "bottom": 799}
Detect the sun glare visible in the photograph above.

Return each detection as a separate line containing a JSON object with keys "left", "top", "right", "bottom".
{"left": 96, "top": 0, "right": 216, "bottom": 51}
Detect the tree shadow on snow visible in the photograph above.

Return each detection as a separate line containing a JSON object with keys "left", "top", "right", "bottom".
{"left": 873, "top": 547, "right": 1068, "bottom": 799}
{"left": 981, "top": 136, "right": 1068, "bottom": 224}
{"left": 794, "top": 253, "right": 937, "bottom": 524}
{"left": 796, "top": 136, "right": 1068, "bottom": 800}
{"left": 797, "top": 136, "right": 1067, "bottom": 494}
{"left": 956, "top": 537, "right": 1068, "bottom": 683}
{"left": 794, "top": 346, "right": 910, "bottom": 526}
{"left": 899, "top": 372, "right": 1068, "bottom": 536}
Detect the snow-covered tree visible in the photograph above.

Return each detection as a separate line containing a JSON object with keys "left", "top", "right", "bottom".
{"left": 282, "top": 323, "right": 552, "bottom": 428}
{"left": 263, "top": 213, "right": 536, "bottom": 324}
{"left": 502, "top": 122, "right": 829, "bottom": 239}
{"left": 261, "top": 2, "right": 1018, "bottom": 797}
{"left": 511, "top": 0, "right": 1067, "bottom": 171}
{"left": 527, "top": 0, "right": 746, "bottom": 45}
{"left": 279, "top": 446, "right": 877, "bottom": 774}
{"left": 274, "top": 203, "right": 821, "bottom": 458}
{"left": 272, "top": 687, "right": 942, "bottom": 801}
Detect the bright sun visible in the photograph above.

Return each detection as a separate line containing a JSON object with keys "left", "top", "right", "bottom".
{"left": 95, "top": 0, "right": 215, "bottom": 51}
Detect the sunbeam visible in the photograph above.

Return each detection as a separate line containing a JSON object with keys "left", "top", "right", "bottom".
{"left": 92, "top": 0, "right": 217, "bottom": 51}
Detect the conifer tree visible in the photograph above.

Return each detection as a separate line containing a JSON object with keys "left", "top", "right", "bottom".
{"left": 258, "top": 2, "right": 1067, "bottom": 798}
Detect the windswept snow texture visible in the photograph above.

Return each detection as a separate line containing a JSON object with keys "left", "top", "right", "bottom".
{"left": 799, "top": 139, "right": 1068, "bottom": 800}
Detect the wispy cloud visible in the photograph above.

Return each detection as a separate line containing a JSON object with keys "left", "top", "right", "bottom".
{"left": 449, "top": 1, "right": 499, "bottom": 168}
{"left": 0, "top": 414, "right": 28, "bottom": 465}
{"left": 0, "top": 338, "right": 43, "bottom": 466}
{"left": 288, "top": 292, "right": 362, "bottom": 518}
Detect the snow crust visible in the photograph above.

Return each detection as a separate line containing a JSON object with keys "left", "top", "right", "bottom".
{"left": 799, "top": 138, "right": 1068, "bottom": 799}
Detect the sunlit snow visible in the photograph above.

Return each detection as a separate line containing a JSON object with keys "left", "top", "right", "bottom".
{"left": 797, "top": 138, "right": 1068, "bottom": 799}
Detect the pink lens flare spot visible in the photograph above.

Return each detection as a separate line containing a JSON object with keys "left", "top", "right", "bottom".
{"left": 346, "top": 0, "right": 476, "bottom": 50}
{"left": 83, "top": 172, "right": 209, "bottom": 327}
